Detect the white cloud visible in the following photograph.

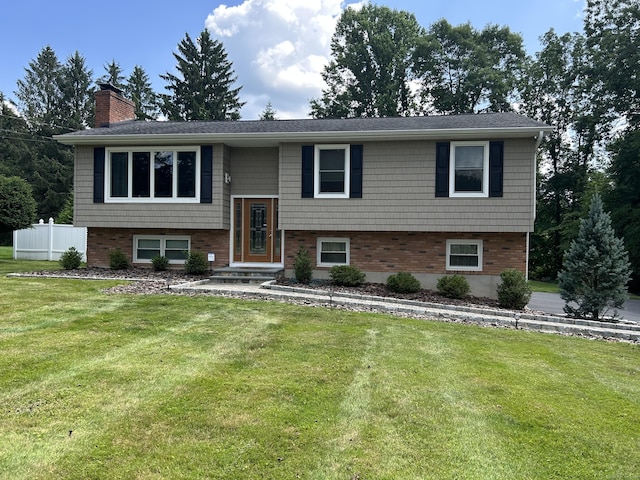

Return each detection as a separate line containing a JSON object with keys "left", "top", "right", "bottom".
{"left": 205, "top": 0, "right": 363, "bottom": 119}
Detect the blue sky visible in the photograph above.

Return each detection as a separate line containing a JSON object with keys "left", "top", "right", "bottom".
{"left": 0, "top": 0, "right": 585, "bottom": 119}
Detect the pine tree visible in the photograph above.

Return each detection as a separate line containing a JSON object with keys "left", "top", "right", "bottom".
{"left": 98, "top": 60, "right": 126, "bottom": 90}
{"left": 59, "top": 51, "right": 94, "bottom": 130}
{"left": 259, "top": 101, "right": 277, "bottom": 120}
{"left": 161, "top": 29, "right": 244, "bottom": 121}
{"left": 558, "top": 193, "right": 631, "bottom": 320}
{"left": 124, "top": 65, "right": 160, "bottom": 120}
{"left": 15, "top": 45, "right": 63, "bottom": 133}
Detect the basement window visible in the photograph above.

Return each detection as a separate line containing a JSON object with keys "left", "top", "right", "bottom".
{"left": 446, "top": 239, "right": 483, "bottom": 271}
{"left": 134, "top": 235, "right": 190, "bottom": 264}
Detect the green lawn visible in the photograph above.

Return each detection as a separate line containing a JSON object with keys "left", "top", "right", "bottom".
{"left": 1, "top": 248, "right": 639, "bottom": 479}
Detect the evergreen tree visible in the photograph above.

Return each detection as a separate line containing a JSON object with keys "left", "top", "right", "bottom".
{"left": 259, "top": 101, "right": 277, "bottom": 120}
{"left": 558, "top": 193, "right": 631, "bottom": 320}
{"left": 15, "top": 46, "right": 63, "bottom": 133}
{"left": 310, "top": 4, "right": 422, "bottom": 118}
{"left": 161, "top": 29, "right": 244, "bottom": 121}
{"left": 0, "top": 94, "right": 34, "bottom": 179}
{"left": 59, "top": 51, "right": 94, "bottom": 130}
{"left": 98, "top": 60, "right": 126, "bottom": 90}
{"left": 124, "top": 65, "right": 160, "bottom": 120}
{"left": 13, "top": 47, "right": 76, "bottom": 219}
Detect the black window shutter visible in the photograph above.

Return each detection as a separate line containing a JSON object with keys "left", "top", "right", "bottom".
{"left": 350, "top": 144, "right": 363, "bottom": 198}
{"left": 301, "top": 145, "right": 314, "bottom": 198}
{"left": 489, "top": 141, "right": 504, "bottom": 198}
{"left": 200, "top": 145, "right": 213, "bottom": 204}
{"left": 93, "top": 147, "right": 105, "bottom": 203}
{"left": 435, "top": 142, "right": 450, "bottom": 197}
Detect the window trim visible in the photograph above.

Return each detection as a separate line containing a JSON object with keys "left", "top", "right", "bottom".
{"left": 449, "top": 141, "right": 490, "bottom": 198}
{"left": 317, "top": 237, "right": 350, "bottom": 267}
{"left": 105, "top": 147, "right": 201, "bottom": 203}
{"left": 446, "top": 239, "right": 483, "bottom": 272}
{"left": 314, "top": 144, "right": 350, "bottom": 198}
{"left": 133, "top": 235, "right": 191, "bottom": 264}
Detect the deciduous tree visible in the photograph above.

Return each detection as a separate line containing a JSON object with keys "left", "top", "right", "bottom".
{"left": 413, "top": 20, "right": 525, "bottom": 114}
{"left": 310, "top": 4, "right": 423, "bottom": 118}
{"left": 0, "top": 175, "right": 37, "bottom": 233}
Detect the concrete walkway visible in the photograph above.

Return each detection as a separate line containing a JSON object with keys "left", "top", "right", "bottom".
{"left": 171, "top": 280, "right": 640, "bottom": 342}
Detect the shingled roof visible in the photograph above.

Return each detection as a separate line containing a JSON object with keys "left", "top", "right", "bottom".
{"left": 55, "top": 112, "right": 552, "bottom": 147}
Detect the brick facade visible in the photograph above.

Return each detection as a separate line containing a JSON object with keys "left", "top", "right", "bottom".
{"left": 285, "top": 231, "right": 527, "bottom": 276}
{"left": 87, "top": 228, "right": 229, "bottom": 268}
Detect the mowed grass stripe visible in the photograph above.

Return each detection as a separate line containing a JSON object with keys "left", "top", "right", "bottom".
{"left": 1, "top": 296, "right": 284, "bottom": 478}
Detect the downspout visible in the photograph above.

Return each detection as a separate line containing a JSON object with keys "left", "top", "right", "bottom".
{"left": 527, "top": 130, "right": 545, "bottom": 280}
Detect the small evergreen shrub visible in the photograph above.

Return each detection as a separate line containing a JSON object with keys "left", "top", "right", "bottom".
{"left": 184, "top": 251, "right": 208, "bottom": 275}
{"left": 293, "top": 245, "right": 313, "bottom": 284}
{"left": 329, "top": 265, "right": 365, "bottom": 287}
{"left": 437, "top": 274, "right": 470, "bottom": 299}
{"left": 497, "top": 269, "right": 532, "bottom": 310}
{"left": 151, "top": 255, "right": 169, "bottom": 271}
{"left": 387, "top": 271, "right": 421, "bottom": 293}
{"left": 59, "top": 246, "right": 83, "bottom": 270}
{"left": 109, "top": 248, "right": 129, "bottom": 270}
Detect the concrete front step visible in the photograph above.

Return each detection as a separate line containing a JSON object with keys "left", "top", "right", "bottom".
{"left": 210, "top": 267, "right": 284, "bottom": 284}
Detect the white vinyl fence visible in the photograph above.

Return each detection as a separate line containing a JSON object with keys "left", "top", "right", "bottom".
{"left": 13, "top": 218, "right": 87, "bottom": 261}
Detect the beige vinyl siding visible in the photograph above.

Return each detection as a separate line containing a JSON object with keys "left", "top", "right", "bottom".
{"left": 279, "top": 138, "right": 536, "bottom": 233}
{"left": 229, "top": 147, "right": 279, "bottom": 196}
{"left": 74, "top": 145, "right": 226, "bottom": 230}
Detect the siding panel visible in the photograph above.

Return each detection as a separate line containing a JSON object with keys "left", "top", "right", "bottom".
{"left": 279, "top": 138, "right": 535, "bottom": 232}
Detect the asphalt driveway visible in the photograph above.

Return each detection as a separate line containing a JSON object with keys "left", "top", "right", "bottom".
{"left": 528, "top": 292, "right": 640, "bottom": 323}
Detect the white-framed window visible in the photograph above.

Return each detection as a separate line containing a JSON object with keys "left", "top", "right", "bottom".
{"left": 106, "top": 147, "right": 200, "bottom": 202}
{"left": 446, "top": 239, "right": 483, "bottom": 271}
{"left": 133, "top": 235, "right": 190, "bottom": 264}
{"left": 317, "top": 237, "right": 350, "bottom": 266}
{"left": 449, "top": 141, "right": 489, "bottom": 197}
{"left": 314, "top": 144, "right": 350, "bottom": 198}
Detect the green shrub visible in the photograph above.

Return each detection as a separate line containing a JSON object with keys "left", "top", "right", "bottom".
{"left": 293, "top": 245, "right": 313, "bottom": 284}
{"left": 151, "top": 255, "right": 169, "bottom": 271}
{"left": 329, "top": 265, "right": 365, "bottom": 287}
{"left": 184, "top": 251, "right": 208, "bottom": 275}
{"left": 437, "top": 274, "right": 470, "bottom": 299}
{"left": 387, "top": 271, "right": 421, "bottom": 293}
{"left": 59, "top": 246, "right": 83, "bottom": 270}
{"left": 109, "top": 248, "right": 129, "bottom": 270}
{"left": 497, "top": 269, "right": 532, "bottom": 310}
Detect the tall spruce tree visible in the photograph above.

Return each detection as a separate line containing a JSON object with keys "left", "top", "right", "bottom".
{"left": 558, "top": 194, "right": 631, "bottom": 320}
{"left": 59, "top": 51, "right": 94, "bottom": 130}
{"left": 161, "top": 29, "right": 244, "bottom": 121}
{"left": 15, "top": 46, "right": 63, "bottom": 133}
{"left": 98, "top": 60, "right": 126, "bottom": 90}
{"left": 124, "top": 65, "right": 160, "bottom": 120}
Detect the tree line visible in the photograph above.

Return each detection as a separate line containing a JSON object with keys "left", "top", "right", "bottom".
{"left": 0, "top": 0, "right": 638, "bottom": 290}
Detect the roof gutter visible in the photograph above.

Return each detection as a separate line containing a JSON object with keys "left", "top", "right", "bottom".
{"left": 54, "top": 126, "right": 554, "bottom": 146}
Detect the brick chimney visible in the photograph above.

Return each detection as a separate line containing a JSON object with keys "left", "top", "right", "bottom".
{"left": 94, "top": 83, "right": 136, "bottom": 127}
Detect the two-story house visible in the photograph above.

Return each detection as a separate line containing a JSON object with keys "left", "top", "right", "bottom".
{"left": 55, "top": 84, "right": 551, "bottom": 297}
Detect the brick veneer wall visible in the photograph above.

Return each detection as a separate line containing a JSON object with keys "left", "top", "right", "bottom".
{"left": 285, "top": 231, "right": 527, "bottom": 276}
{"left": 87, "top": 228, "right": 229, "bottom": 268}
{"left": 94, "top": 89, "right": 136, "bottom": 127}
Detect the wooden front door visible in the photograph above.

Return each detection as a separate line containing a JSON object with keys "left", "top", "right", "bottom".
{"left": 233, "top": 198, "right": 281, "bottom": 263}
